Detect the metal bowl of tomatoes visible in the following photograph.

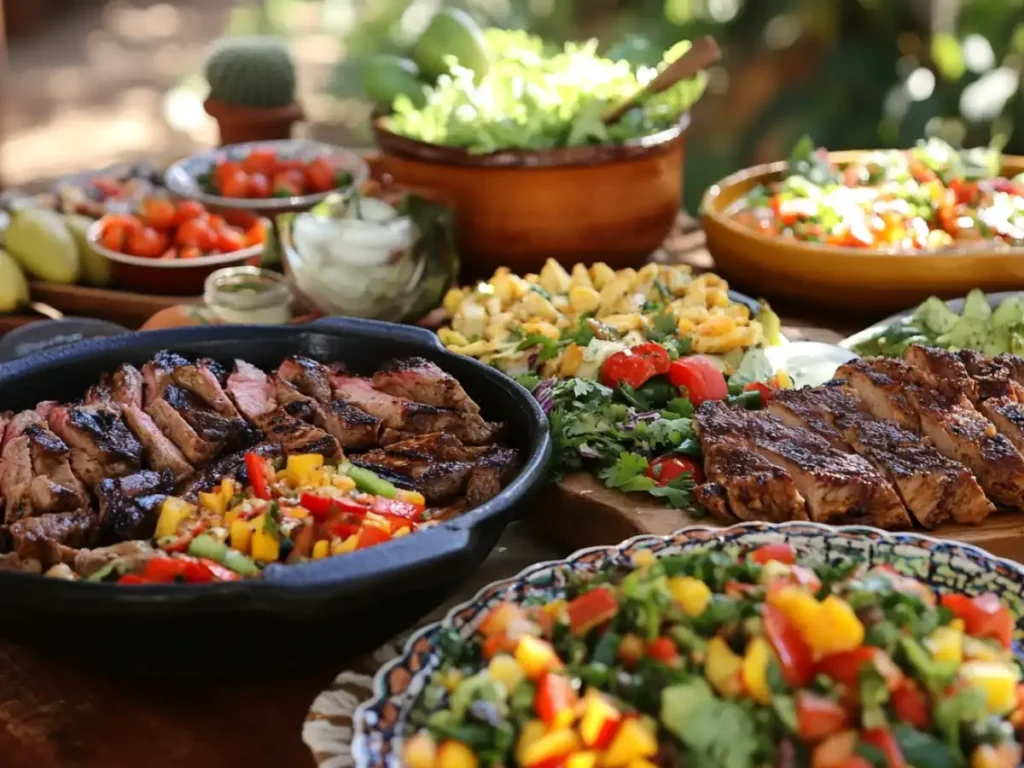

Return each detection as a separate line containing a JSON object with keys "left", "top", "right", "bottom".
{"left": 163, "top": 139, "right": 370, "bottom": 216}
{"left": 86, "top": 197, "right": 269, "bottom": 295}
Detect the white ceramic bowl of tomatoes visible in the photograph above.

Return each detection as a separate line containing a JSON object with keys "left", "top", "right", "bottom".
{"left": 163, "top": 140, "right": 370, "bottom": 213}
{"left": 86, "top": 197, "right": 270, "bottom": 295}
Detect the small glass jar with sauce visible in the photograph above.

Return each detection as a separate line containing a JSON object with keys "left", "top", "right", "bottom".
{"left": 203, "top": 267, "right": 292, "bottom": 325}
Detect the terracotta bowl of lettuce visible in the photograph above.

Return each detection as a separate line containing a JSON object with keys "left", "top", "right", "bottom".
{"left": 369, "top": 31, "right": 709, "bottom": 275}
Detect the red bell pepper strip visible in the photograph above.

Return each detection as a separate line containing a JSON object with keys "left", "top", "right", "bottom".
{"left": 371, "top": 496, "right": 423, "bottom": 522}
{"left": 762, "top": 603, "right": 814, "bottom": 687}
{"left": 861, "top": 727, "right": 907, "bottom": 768}
{"left": 795, "top": 691, "right": 848, "bottom": 742}
{"left": 566, "top": 586, "right": 619, "bottom": 635}
{"left": 941, "top": 592, "right": 1014, "bottom": 649}
{"left": 891, "top": 678, "right": 930, "bottom": 730}
{"left": 743, "top": 381, "right": 774, "bottom": 403}
{"left": 646, "top": 636, "right": 679, "bottom": 665}
{"left": 117, "top": 574, "right": 153, "bottom": 585}
{"left": 142, "top": 555, "right": 215, "bottom": 584}
{"left": 299, "top": 492, "right": 336, "bottom": 520}
{"left": 356, "top": 525, "right": 391, "bottom": 549}
{"left": 535, "top": 672, "right": 578, "bottom": 726}
{"left": 749, "top": 542, "right": 795, "bottom": 565}
{"left": 245, "top": 452, "right": 273, "bottom": 500}
{"left": 199, "top": 558, "right": 241, "bottom": 582}
{"left": 330, "top": 522, "right": 361, "bottom": 539}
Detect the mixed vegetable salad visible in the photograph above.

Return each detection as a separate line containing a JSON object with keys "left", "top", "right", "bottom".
{"left": 90, "top": 452, "right": 431, "bottom": 584}
{"left": 534, "top": 344, "right": 786, "bottom": 509}
{"left": 403, "top": 543, "right": 1024, "bottom": 768}
{"left": 852, "top": 290, "right": 1024, "bottom": 358}
{"left": 733, "top": 137, "right": 1024, "bottom": 250}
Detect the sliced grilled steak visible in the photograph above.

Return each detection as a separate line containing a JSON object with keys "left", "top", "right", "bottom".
{"left": 226, "top": 360, "right": 278, "bottom": 423}
{"left": 2, "top": 408, "right": 47, "bottom": 450}
{"left": 314, "top": 400, "right": 380, "bottom": 449}
{"left": 372, "top": 357, "right": 481, "bottom": 414}
{"left": 252, "top": 406, "right": 339, "bottom": 458}
{"left": 0, "top": 552, "right": 42, "bottom": 574}
{"left": 903, "top": 345, "right": 979, "bottom": 401}
{"left": 122, "top": 404, "right": 193, "bottom": 482}
{"left": 978, "top": 396, "right": 1024, "bottom": 454}
{"left": 383, "top": 432, "right": 489, "bottom": 462}
{"left": 0, "top": 430, "right": 35, "bottom": 523}
{"left": 146, "top": 396, "right": 220, "bottom": 465}
{"left": 142, "top": 350, "right": 190, "bottom": 406}
{"left": 835, "top": 358, "right": 926, "bottom": 432}
{"left": 176, "top": 442, "right": 281, "bottom": 499}
{"left": 273, "top": 377, "right": 317, "bottom": 421}
{"left": 349, "top": 450, "right": 474, "bottom": 502}
{"left": 465, "top": 447, "right": 520, "bottom": 506}
{"left": 9, "top": 511, "right": 97, "bottom": 567}
{"left": 85, "top": 375, "right": 113, "bottom": 405}
{"left": 111, "top": 363, "right": 145, "bottom": 409}
{"left": 163, "top": 385, "right": 260, "bottom": 451}
{"left": 954, "top": 349, "right": 1024, "bottom": 402}
{"left": 96, "top": 469, "right": 173, "bottom": 543}
{"left": 173, "top": 360, "right": 242, "bottom": 419}
{"left": 698, "top": 441, "right": 808, "bottom": 522}
{"left": 25, "top": 424, "right": 90, "bottom": 516}
{"left": 332, "top": 375, "right": 500, "bottom": 445}
{"left": 278, "top": 356, "right": 333, "bottom": 403}
{"left": 0, "top": 411, "right": 10, "bottom": 517}
{"left": 48, "top": 404, "right": 143, "bottom": 488}
{"left": 694, "top": 401, "right": 910, "bottom": 527}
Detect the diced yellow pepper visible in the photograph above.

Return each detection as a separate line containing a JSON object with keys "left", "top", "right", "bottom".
{"left": 767, "top": 586, "right": 822, "bottom": 636}
{"left": 772, "top": 371, "right": 794, "bottom": 389}
{"left": 275, "top": 469, "right": 289, "bottom": 481}
{"left": 668, "top": 576, "right": 712, "bottom": 617}
{"left": 332, "top": 474, "right": 356, "bottom": 492}
{"left": 437, "top": 740, "right": 478, "bottom": 768}
{"left": 155, "top": 497, "right": 196, "bottom": 540}
{"left": 927, "top": 626, "right": 964, "bottom": 664}
{"left": 287, "top": 507, "right": 310, "bottom": 519}
{"left": 626, "top": 760, "right": 659, "bottom": 768}
{"left": 515, "top": 635, "right": 562, "bottom": 680}
{"left": 312, "top": 540, "right": 330, "bottom": 559}
{"left": 522, "top": 729, "right": 580, "bottom": 767}
{"left": 250, "top": 526, "right": 280, "bottom": 564}
{"left": 198, "top": 490, "right": 227, "bottom": 516}
{"left": 579, "top": 690, "right": 622, "bottom": 748}
{"left": 331, "top": 534, "right": 359, "bottom": 555}
{"left": 603, "top": 718, "right": 657, "bottom": 767}
{"left": 804, "top": 596, "right": 864, "bottom": 656}
{"left": 219, "top": 477, "right": 235, "bottom": 498}
{"left": 286, "top": 454, "right": 324, "bottom": 487}
{"left": 965, "top": 637, "right": 1007, "bottom": 663}
{"left": 230, "top": 517, "right": 252, "bottom": 554}
{"left": 567, "top": 752, "right": 600, "bottom": 768}
{"left": 632, "top": 549, "right": 655, "bottom": 568}
{"left": 742, "top": 636, "right": 772, "bottom": 704}
{"left": 961, "top": 661, "right": 1020, "bottom": 713}
{"left": 516, "top": 720, "right": 548, "bottom": 767}
{"left": 402, "top": 733, "right": 437, "bottom": 768}
{"left": 705, "top": 637, "right": 745, "bottom": 698}
{"left": 396, "top": 489, "right": 426, "bottom": 507}
{"left": 487, "top": 653, "right": 525, "bottom": 692}
{"left": 224, "top": 505, "right": 245, "bottom": 528}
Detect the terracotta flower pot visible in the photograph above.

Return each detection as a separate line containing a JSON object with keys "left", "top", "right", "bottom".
{"left": 204, "top": 98, "right": 304, "bottom": 147}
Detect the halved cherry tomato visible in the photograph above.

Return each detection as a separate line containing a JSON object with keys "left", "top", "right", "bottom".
{"left": 600, "top": 351, "right": 655, "bottom": 390}
{"left": 763, "top": 603, "right": 814, "bottom": 686}
{"left": 176, "top": 218, "right": 216, "bottom": 251}
{"left": 214, "top": 160, "right": 243, "bottom": 186}
{"left": 566, "top": 586, "right": 619, "bottom": 636}
{"left": 941, "top": 593, "right": 1014, "bottom": 648}
{"left": 535, "top": 672, "right": 577, "bottom": 726}
{"left": 242, "top": 146, "right": 279, "bottom": 177}
{"left": 126, "top": 226, "right": 168, "bottom": 258}
{"left": 215, "top": 228, "right": 246, "bottom": 253}
{"left": 221, "top": 169, "right": 250, "bottom": 199}
{"left": 141, "top": 197, "right": 177, "bottom": 229}
{"left": 743, "top": 381, "right": 774, "bottom": 403}
{"left": 645, "top": 636, "right": 679, "bottom": 665}
{"left": 356, "top": 524, "right": 391, "bottom": 549}
{"left": 246, "top": 173, "right": 270, "bottom": 199}
{"left": 667, "top": 357, "right": 729, "bottom": 406}
{"left": 304, "top": 156, "right": 337, "bottom": 193}
{"left": 244, "top": 220, "right": 268, "bottom": 247}
{"left": 861, "top": 727, "right": 907, "bottom": 768}
{"left": 631, "top": 343, "right": 671, "bottom": 375}
{"left": 245, "top": 452, "right": 272, "bottom": 500}
{"left": 175, "top": 199, "right": 205, "bottom": 223}
{"left": 179, "top": 246, "right": 203, "bottom": 259}
{"left": 795, "top": 691, "right": 848, "bottom": 742}
{"left": 891, "top": 678, "right": 930, "bottom": 729}
{"left": 646, "top": 454, "right": 703, "bottom": 485}
{"left": 750, "top": 542, "right": 795, "bottom": 565}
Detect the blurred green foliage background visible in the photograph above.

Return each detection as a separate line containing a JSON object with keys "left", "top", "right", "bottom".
{"left": 234, "top": 0, "right": 1024, "bottom": 212}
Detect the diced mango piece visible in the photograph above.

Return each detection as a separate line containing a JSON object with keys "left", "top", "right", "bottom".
{"left": 603, "top": 718, "right": 657, "bottom": 767}
{"left": 437, "top": 740, "right": 478, "bottom": 768}
{"left": 927, "top": 626, "right": 964, "bottom": 664}
{"left": 250, "top": 526, "right": 280, "bottom": 564}
{"left": 705, "top": 637, "right": 744, "bottom": 698}
{"left": 312, "top": 540, "right": 330, "bottom": 559}
{"left": 668, "top": 576, "right": 712, "bottom": 617}
{"left": 515, "top": 635, "right": 562, "bottom": 680}
{"left": 961, "top": 661, "right": 1020, "bottom": 713}
{"left": 487, "top": 653, "right": 525, "bottom": 692}
{"left": 230, "top": 517, "right": 252, "bottom": 554}
{"left": 155, "top": 497, "right": 196, "bottom": 540}
{"left": 743, "top": 636, "right": 772, "bottom": 704}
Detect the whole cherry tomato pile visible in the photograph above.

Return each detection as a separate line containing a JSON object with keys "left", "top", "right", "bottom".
{"left": 199, "top": 146, "right": 354, "bottom": 199}
{"left": 95, "top": 197, "right": 267, "bottom": 260}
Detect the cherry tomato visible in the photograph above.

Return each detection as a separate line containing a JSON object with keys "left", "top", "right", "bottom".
{"left": 816, "top": 646, "right": 882, "bottom": 688}
{"left": 99, "top": 220, "right": 129, "bottom": 252}
{"left": 631, "top": 342, "right": 671, "bottom": 375}
{"left": 646, "top": 454, "right": 703, "bottom": 485}
{"left": 645, "top": 636, "right": 679, "bottom": 664}
{"left": 175, "top": 200, "right": 205, "bottom": 223}
{"left": 304, "top": 156, "right": 336, "bottom": 193}
{"left": 795, "top": 691, "right": 848, "bottom": 742}
{"left": 179, "top": 246, "right": 202, "bottom": 259}
{"left": 246, "top": 173, "right": 270, "bottom": 199}
{"left": 667, "top": 357, "right": 729, "bottom": 406}
{"left": 565, "top": 586, "right": 619, "bottom": 636}
{"left": 176, "top": 218, "right": 216, "bottom": 251}
{"left": 861, "top": 728, "right": 907, "bottom": 768}
{"left": 214, "top": 160, "right": 243, "bottom": 187}
{"left": 220, "top": 169, "right": 250, "bottom": 199}
{"left": 743, "top": 381, "right": 774, "bottom": 403}
{"left": 772, "top": 196, "right": 819, "bottom": 225}
{"left": 215, "top": 228, "right": 246, "bottom": 253}
{"left": 600, "top": 350, "right": 655, "bottom": 389}
{"left": 244, "top": 220, "right": 268, "bottom": 247}
{"left": 762, "top": 603, "right": 814, "bottom": 687}
{"left": 141, "top": 197, "right": 176, "bottom": 230}
{"left": 891, "top": 678, "right": 930, "bottom": 730}
{"left": 271, "top": 170, "right": 304, "bottom": 197}
{"left": 941, "top": 593, "right": 1014, "bottom": 648}
{"left": 242, "top": 146, "right": 279, "bottom": 177}
{"left": 126, "top": 226, "right": 168, "bottom": 258}
{"left": 749, "top": 542, "right": 795, "bottom": 565}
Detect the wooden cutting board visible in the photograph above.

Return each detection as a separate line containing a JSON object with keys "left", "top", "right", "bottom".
{"left": 534, "top": 473, "right": 1024, "bottom": 563}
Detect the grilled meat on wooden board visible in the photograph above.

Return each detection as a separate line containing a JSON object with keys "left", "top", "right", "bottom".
{"left": 698, "top": 441, "right": 809, "bottom": 523}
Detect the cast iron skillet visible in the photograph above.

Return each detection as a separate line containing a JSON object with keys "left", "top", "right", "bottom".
{"left": 0, "top": 317, "right": 551, "bottom": 675}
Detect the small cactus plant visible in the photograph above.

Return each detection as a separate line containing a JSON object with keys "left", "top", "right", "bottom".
{"left": 204, "top": 37, "right": 297, "bottom": 109}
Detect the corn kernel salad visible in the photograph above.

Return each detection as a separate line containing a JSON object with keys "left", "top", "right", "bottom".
{"left": 437, "top": 260, "right": 781, "bottom": 384}
{"left": 91, "top": 453, "right": 432, "bottom": 585}
{"left": 404, "top": 543, "right": 1024, "bottom": 768}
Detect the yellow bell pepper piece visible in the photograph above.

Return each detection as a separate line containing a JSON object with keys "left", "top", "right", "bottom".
{"left": 516, "top": 720, "right": 548, "bottom": 767}
{"left": 437, "top": 740, "right": 479, "bottom": 768}
{"left": 250, "top": 525, "right": 280, "bottom": 564}
{"left": 767, "top": 585, "right": 821, "bottom": 637}
{"left": 332, "top": 474, "right": 356, "bottom": 492}
{"left": 198, "top": 490, "right": 227, "bottom": 516}
{"left": 742, "top": 636, "right": 772, "bottom": 704}
{"left": 312, "top": 540, "right": 330, "bottom": 560}
{"left": 155, "top": 497, "right": 196, "bottom": 540}
{"left": 487, "top": 653, "right": 525, "bottom": 692}
{"left": 402, "top": 733, "right": 437, "bottom": 768}
{"left": 805, "top": 596, "right": 864, "bottom": 656}
{"left": 960, "top": 661, "right": 1020, "bottom": 713}
{"left": 579, "top": 690, "right": 622, "bottom": 748}
{"left": 331, "top": 534, "right": 359, "bottom": 555}
{"left": 603, "top": 717, "right": 657, "bottom": 767}
{"left": 515, "top": 635, "right": 562, "bottom": 680}
{"left": 522, "top": 729, "right": 580, "bottom": 767}
{"left": 705, "top": 636, "right": 745, "bottom": 698}
{"left": 286, "top": 454, "right": 324, "bottom": 487}
{"left": 566, "top": 752, "right": 600, "bottom": 768}
{"left": 927, "top": 626, "right": 964, "bottom": 664}
{"left": 396, "top": 489, "right": 426, "bottom": 507}
{"left": 230, "top": 517, "right": 252, "bottom": 554}
{"left": 668, "top": 576, "right": 712, "bottom": 617}
{"left": 632, "top": 549, "right": 655, "bottom": 568}
{"left": 626, "top": 761, "right": 659, "bottom": 768}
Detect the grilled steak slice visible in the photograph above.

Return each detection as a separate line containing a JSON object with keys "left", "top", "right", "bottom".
{"left": 372, "top": 357, "right": 480, "bottom": 414}
{"left": 313, "top": 400, "right": 380, "bottom": 449}
{"left": 0, "top": 431, "right": 35, "bottom": 523}
{"left": 85, "top": 375, "right": 113, "bottom": 405}
{"left": 332, "top": 375, "right": 500, "bottom": 445}
{"left": 111, "top": 363, "right": 145, "bottom": 409}
{"left": 693, "top": 482, "right": 738, "bottom": 523}
{"left": 840, "top": 358, "right": 1024, "bottom": 509}
{"left": 146, "top": 396, "right": 220, "bottom": 465}
{"left": 770, "top": 386, "right": 992, "bottom": 527}
{"left": 2, "top": 407, "right": 50, "bottom": 450}
{"left": 383, "top": 432, "right": 489, "bottom": 462}
{"left": 142, "top": 350, "right": 190, "bottom": 406}
{"left": 163, "top": 385, "right": 260, "bottom": 451}
{"left": 25, "top": 424, "right": 90, "bottom": 516}
{"left": 278, "top": 356, "right": 334, "bottom": 403}
{"left": 9, "top": 511, "right": 97, "bottom": 567}
{"left": 903, "top": 345, "right": 979, "bottom": 401}
{"left": 835, "top": 358, "right": 925, "bottom": 431}
{"left": 254, "top": 408, "right": 339, "bottom": 457}
{"left": 227, "top": 360, "right": 278, "bottom": 423}
{"left": 96, "top": 470, "right": 173, "bottom": 543}
{"left": 349, "top": 450, "right": 474, "bottom": 502}
{"left": 273, "top": 377, "right": 317, "bottom": 421}
{"left": 48, "top": 404, "right": 143, "bottom": 488}
{"left": 122, "top": 404, "right": 193, "bottom": 482}
{"left": 954, "top": 349, "right": 1024, "bottom": 402}
{"left": 173, "top": 360, "right": 242, "bottom": 419}
{"left": 979, "top": 396, "right": 1024, "bottom": 453}
{"left": 176, "top": 442, "right": 282, "bottom": 499}
{"left": 465, "top": 447, "right": 521, "bottom": 506}
{"left": 694, "top": 401, "right": 910, "bottom": 527}
{"left": 699, "top": 441, "right": 808, "bottom": 522}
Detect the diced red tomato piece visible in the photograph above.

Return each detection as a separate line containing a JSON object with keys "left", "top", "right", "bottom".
{"left": 117, "top": 574, "right": 153, "bottom": 585}
{"left": 645, "top": 636, "right": 679, "bottom": 664}
{"left": 743, "top": 381, "right": 774, "bottom": 402}
{"left": 941, "top": 592, "right": 1014, "bottom": 648}
{"left": 566, "top": 586, "right": 619, "bottom": 636}
{"left": 749, "top": 542, "right": 795, "bottom": 565}
{"left": 667, "top": 357, "right": 729, "bottom": 406}
{"left": 245, "top": 452, "right": 272, "bottom": 500}
{"left": 199, "top": 559, "right": 241, "bottom": 582}
{"left": 816, "top": 646, "right": 881, "bottom": 688}
{"left": 861, "top": 727, "right": 907, "bottom": 768}
{"left": 763, "top": 603, "right": 814, "bottom": 686}
{"left": 795, "top": 691, "right": 848, "bottom": 742}
{"left": 892, "top": 678, "right": 930, "bottom": 730}
{"left": 481, "top": 633, "right": 517, "bottom": 660}
{"left": 646, "top": 454, "right": 703, "bottom": 485}
{"left": 371, "top": 496, "right": 423, "bottom": 521}
{"left": 811, "top": 730, "right": 858, "bottom": 768}
{"left": 534, "top": 672, "right": 578, "bottom": 726}
{"left": 299, "top": 492, "right": 336, "bottom": 520}
{"left": 142, "top": 556, "right": 214, "bottom": 584}
{"left": 356, "top": 525, "right": 391, "bottom": 549}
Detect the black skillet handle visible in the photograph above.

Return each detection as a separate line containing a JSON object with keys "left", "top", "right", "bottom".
{"left": 252, "top": 524, "right": 471, "bottom": 616}
{"left": 307, "top": 316, "right": 445, "bottom": 350}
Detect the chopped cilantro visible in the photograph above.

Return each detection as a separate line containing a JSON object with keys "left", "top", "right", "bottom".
{"left": 263, "top": 501, "right": 281, "bottom": 537}
{"left": 516, "top": 333, "right": 560, "bottom": 361}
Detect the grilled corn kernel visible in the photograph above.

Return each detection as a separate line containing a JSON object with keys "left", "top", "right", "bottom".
{"left": 312, "top": 540, "right": 330, "bottom": 559}
{"left": 589, "top": 262, "right": 616, "bottom": 290}
{"left": 332, "top": 474, "right": 356, "bottom": 492}
{"left": 560, "top": 344, "right": 584, "bottom": 377}
{"left": 569, "top": 286, "right": 600, "bottom": 314}
{"left": 230, "top": 518, "right": 252, "bottom": 554}
{"left": 723, "top": 303, "right": 751, "bottom": 321}
{"left": 675, "top": 305, "right": 710, "bottom": 322}
{"left": 676, "top": 318, "right": 696, "bottom": 335}
{"left": 569, "top": 262, "right": 593, "bottom": 289}
{"left": 442, "top": 288, "right": 465, "bottom": 316}
{"left": 707, "top": 289, "right": 731, "bottom": 308}
{"left": 521, "top": 321, "right": 561, "bottom": 340}
{"left": 696, "top": 315, "right": 736, "bottom": 337}
{"left": 438, "top": 328, "right": 468, "bottom": 347}
{"left": 601, "top": 314, "right": 647, "bottom": 333}
{"left": 680, "top": 281, "right": 707, "bottom": 307}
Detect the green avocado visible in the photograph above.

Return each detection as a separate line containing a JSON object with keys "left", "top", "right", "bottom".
{"left": 361, "top": 54, "right": 428, "bottom": 109}
{"left": 412, "top": 9, "right": 489, "bottom": 82}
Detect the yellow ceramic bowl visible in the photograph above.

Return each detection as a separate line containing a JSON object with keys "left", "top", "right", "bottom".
{"left": 700, "top": 151, "right": 1024, "bottom": 314}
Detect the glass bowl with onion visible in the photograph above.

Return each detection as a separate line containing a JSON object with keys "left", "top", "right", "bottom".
{"left": 277, "top": 182, "right": 458, "bottom": 323}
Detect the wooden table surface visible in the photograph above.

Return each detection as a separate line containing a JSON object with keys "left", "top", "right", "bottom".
{"left": 0, "top": 222, "right": 862, "bottom": 768}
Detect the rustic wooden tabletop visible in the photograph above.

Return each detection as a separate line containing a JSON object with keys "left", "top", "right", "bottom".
{"left": 0, "top": 220, "right": 858, "bottom": 768}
